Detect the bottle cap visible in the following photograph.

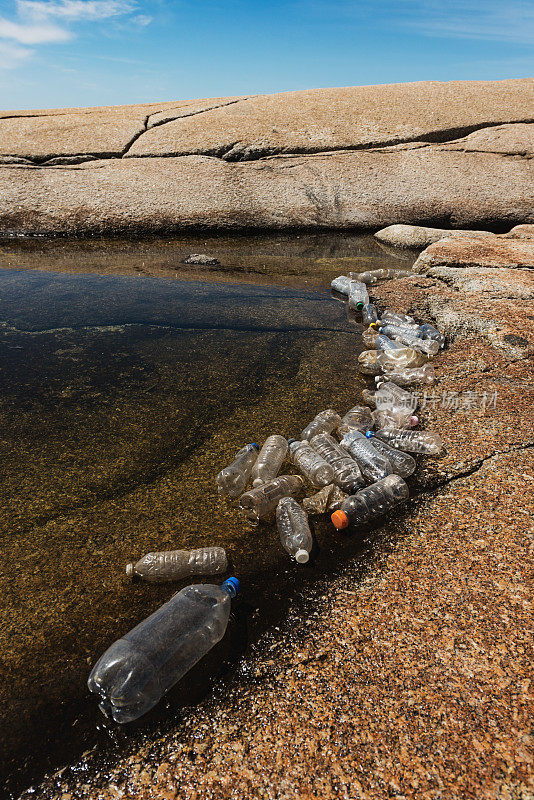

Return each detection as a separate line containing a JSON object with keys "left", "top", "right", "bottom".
{"left": 331, "top": 510, "right": 349, "bottom": 530}
{"left": 370, "top": 322, "right": 380, "bottom": 330}
{"left": 295, "top": 549, "right": 310, "bottom": 564}
{"left": 356, "top": 302, "right": 364, "bottom": 310}
{"left": 222, "top": 577, "right": 241, "bottom": 597}
{"left": 125, "top": 563, "right": 134, "bottom": 579}
{"left": 250, "top": 443, "right": 260, "bottom": 450}
{"left": 410, "top": 415, "right": 419, "bottom": 427}
{"left": 365, "top": 430, "right": 375, "bottom": 438}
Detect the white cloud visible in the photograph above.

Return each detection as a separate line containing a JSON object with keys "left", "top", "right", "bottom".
{"left": 0, "top": 39, "right": 33, "bottom": 67}
{"left": 17, "top": 0, "right": 137, "bottom": 22}
{"left": 0, "top": 18, "right": 71, "bottom": 43}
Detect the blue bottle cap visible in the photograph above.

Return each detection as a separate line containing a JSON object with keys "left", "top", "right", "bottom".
{"left": 250, "top": 443, "right": 260, "bottom": 450}
{"left": 222, "top": 577, "right": 240, "bottom": 597}
{"left": 365, "top": 430, "right": 375, "bottom": 438}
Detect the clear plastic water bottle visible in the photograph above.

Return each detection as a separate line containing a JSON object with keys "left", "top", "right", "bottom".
{"left": 239, "top": 475, "right": 304, "bottom": 522}
{"left": 337, "top": 404, "right": 373, "bottom": 436}
{"left": 376, "top": 364, "right": 435, "bottom": 386}
{"left": 251, "top": 435, "right": 288, "bottom": 487}
{"left": 126, "top": 547, "right": 228, "bottom": 583}
{"left": 331, "top": 275, "right": 351, "bottom": 294}
{"left": 310, "top": 433, "right": 365, "bottom": 493}
{"left": 301, "top": 409, "right": 342, "bottom": 441}
{"left": 88, "top": 577, "right": 240, "bottom": 724}
{"left": 373, "top": 429, "right": 443, "bottom": 455}
{"left": 418, "top": 323, "right": 446, "bottom": 348}
{"left": 362, "top": 327, "right": 379, "bottom": 348}
{"left": 303, "top": 484, "right": 335, "bottom": 515}
{"left": 340, "top": 429, "right": 392, "bottom": 482}
{"left": 375, "top": 334, "right": 405, "bottom": 351}
{"left": 288, "top": 439, "right": 335, "bottom": 487}
{"left": 380, "top": 310, "right": 418, "bottom": 327}
{"left": 276, "top": 497, "right": 313, "bottom": 563}
{"left": 357, "top": 350, "right": 383, "bottom": 376}
{"left": 216, "top": 443, "right": 259, "bottom": 497}
{"left": 377, "top": 348, "right": 429, "bottom": 371}
{"left": 372, "top": 407, "right": 418, "bottom": 430}
{"left": 355, "top": 268, "right": 413, "bottom": 285}
{"left": 380, "top": 326, "right": 439, "bottom": 357}
{"left": 379, "top": 322, "right": 424, "bottom": 339}
{"left": 374, "top": 381, "right": 418, "bottom": 411}
{"left": 369, "top": 438, "right": 416, "bottom": 478}
{"left": 331, "top": 475, "right": 409, "bottom": 529}
{"left": 362, "top": 303, "right": 380, "bottom": 326}
{"left": 348, "top": 279, "right": 369, "bottom": 311}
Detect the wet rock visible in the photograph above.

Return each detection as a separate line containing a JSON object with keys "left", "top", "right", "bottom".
{"left": 181, "top": 254, "right": 221, "bottom": 266}
{"left": 374, "top": 224, "right": 495, "bottom": 249}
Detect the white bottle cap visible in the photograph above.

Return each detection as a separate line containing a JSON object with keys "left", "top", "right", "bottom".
{"left": 295, "top": 549, "right": 310, "bottom": 564}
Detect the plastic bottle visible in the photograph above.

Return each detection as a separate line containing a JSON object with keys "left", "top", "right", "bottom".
{"left": 376, "top": 364, "right": 435, "bottom": 386}
{"left": 369, "top": 438, "right": 416, "bottom": 478}
{"left": 340, "top": 429, "right": 392, "bottom": 482}
{"left": 303, "top": 484, "right": 336, "bottom": 515}
{"left": 380, "top": 325, "right": 439, "bottom": 357}
{"left": 301, "top": 409, "right": 342, "bottom": 441}
{"left": 251, "top": 435, "right": 288, "bottom": 487}
{"left": 331, "top": 475, "right": 409, "bottom": 530}
{"left": 216, "top": 443, "right": 259, "bottom": 498}
{"left": 373, "top": 429, "right": 443, "bottom": 455}
{"left": 331, "top": 275, "right": 351, "bottom": 295}
{"left": 371, "top": 407, "right": 418, "bottom": 430}
{"left": 276, "top": 497, "right": 313, "bottom": 563}
{"left": 239, "top": 475, "right": 304, "bottom": 522}
{"left": 348, "top": 279, "right": 369, "bottom": 311}
{"left": 362, "top": 327, "right": 379, "bottom": 348}
{"left": 374, "top": 380, "right": 418, "bottom": 411}
{"left": 355, "top": 268, "right": 413, "bottom": 285}
{"left": 288, "top": 439, "right": 335, "bottom": 487}
{"left": 377, "top": 348, "right": 429, "bottom": 371}
{"left": 362, "top": 303, "right": 380, "bottom": 326}
{"left": 310, "top": 433, "right": 365, "bottom": 493}
{"left": 337, "top": 404, "right": 374, "bottom": 436}
{"left": 328, "top": 486, "right": 349, "bottom": 511}
{"left": 357, "top": 350, "right": 383, "bottom": 376}
{"left": 126, "top": 547, "right": 228, "bottom": 583}
{"left": 87, "top": 577, "right": 240, "bottom": 724}
{"left": 379, "top": 310, "right": 417, "bottom": 327}
{"left": 418, "top": 323, "right": 446, "bottom": 349}
{"left": 375, "top": 334, "right": 405, "bottom": 351}
{"left": 379, "top": 322, "right": 424, "bottom": 340}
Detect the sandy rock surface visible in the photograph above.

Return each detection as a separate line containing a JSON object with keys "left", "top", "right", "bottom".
{"left": 374, "top": 224, "right": 496, "bottom": 248}
{"left": 414, "top": 236, "right": 534, "bottom": 271}
{"left": 0, "top": 79, "right": 532, "bottom": 235}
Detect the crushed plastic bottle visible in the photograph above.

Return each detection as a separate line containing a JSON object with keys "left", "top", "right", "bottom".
{"left": 337, "top": 404, "right": 374, "bottom": 436}
{"left": 418, "top": 323, "right": 446, "bottom": 348}
{"left": 371, "top": 407, "right": 418, "bottom": 430}
{"left": 340, "top": 429, "right": 392, "bottom": 482}
{"left": 362, "top": 327, "right": 379, "bottom": 348}
{"left": 369, "top": 437, "right": 416, "bottom": 478}
{"left": 331, "top": 475, "right": 409, "bottom": 530}
{"left": 355, "top": 268, "right": 413, "bottom": 285}
{"left": 377, "top": 347, "right": 429, "bottom": 370}
{"left": 303, "top": 484, "right": 336, "bottom": 514}
{"left": 357, "top": 350, "right": 383, "bottom": 376}
{"left": 216, "top": 443, "right": 259, "bottom": 498}
{"left": 88, "top": 577, "right": 240, "bottom": 723}
{"left": 376, "top": 364, "right": 436, "bottom": 386}
{"left": 126, "top": 547, "right": 228, "bottom": 583}
{"left": 288, "top": 439, "right": 335, "bottom": 487}
{"left": 301, "top": 409, "right": 342, "bottom": 441}
{"left": 251, "top": 435, "right": 288, "bottom": 487}
{"left": 276, "top": 497, "right": 313, "bottom": 563}
{"left": 347, "top": 279, "right": 369, "bottom": 311}
{"left": 310, "top": 433, "right": 365, "bottom": 493}
{"left": 328, "top": 485, "right": 349, "bottom": 511}
{"left": 239, "top": 475, "right": 304, "bottom": 522}
{"left": 375, "top": 334, "right": 405, "bottom": 351}
{"left": 331, "top": 275, "right": 351, "bottom": 294}
{"left": 373, "top": 429, "right": 443, "bottom": 455}
{"left": 362, "top": 303, "right": 380, "bottom": 326}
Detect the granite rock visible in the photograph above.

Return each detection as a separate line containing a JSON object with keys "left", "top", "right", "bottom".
{"left": 413, "top": 236, "right": 534, "bottom": 272}
{"left": 374, "top": 224, "right": 496, "bottom": 248}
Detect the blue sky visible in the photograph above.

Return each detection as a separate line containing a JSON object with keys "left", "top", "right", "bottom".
{"left": 0, "top": 0, "right": 532, "bottom": 110}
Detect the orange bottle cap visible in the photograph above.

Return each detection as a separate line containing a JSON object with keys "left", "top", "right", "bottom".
{"left": 331, "top": 510, "right": 349, "bottom": 530}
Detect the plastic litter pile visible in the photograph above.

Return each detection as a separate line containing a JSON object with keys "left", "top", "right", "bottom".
{"left": 88, "top": 266, "right": 446, "bottom": 723}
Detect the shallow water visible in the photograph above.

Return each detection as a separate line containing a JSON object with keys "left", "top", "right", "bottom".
{"left": 0, "top": 233, "right": 416, "bottom": 797}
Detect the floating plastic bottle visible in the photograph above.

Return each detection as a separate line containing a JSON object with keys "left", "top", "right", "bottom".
{"left": 357, "top": 350, "right": 383, "bottom": 376}
{"left": 371, "top": 407, "right": 418, "bottom": 430}
{"left": 347, "top": 279, "right": 369, "bottom": 311}
{"left": 331, "top": 275, "right": 351, "bottom": 295}
{"left": 379, "top": 310, "right": 417, "bottom": 327}
{"left": 310, "top": 433, "right": 365, "bottom": 493}
{"left": 355, "top": 268, "right": 413, "bottom": 285}
{"left": 216, "top": 443, "right": 259, "bottom": 498}
{"left": 276, "top": 497, "right": 313, "bottom": 563}
{"left": 369, "top": 438, "right": 416, "bottom": 478}
{"left": 88, "top": 577, "right": 240, "bottom": 724}
{"left": 301, "top": 409, "right": 342, "bottom": 441}
{"left": 337, "top": 404, "right": 374, "bottom": 436}
{"left": 362, "top": 303, "right": 380, "bottom": 326}
{"left": 126, "top": 547, "right": 228, "bottom": 583}
{"left": 377, "top": 347, "right": 428, "bottom": 371}
{"left": 362, "top": 327, "right": 379, "bottom": 348}
{"left": 373, "top": 429, "right": 443, "bottom": 455}
{"left": 239, "top": 475, "right": 304, "bottom": 522}
{"left": 418, "top": 323, "right": 446, "bottom": 348}
{"left": 377, "top": 364, "right": 436, "bottom": 386}
{"left": 340, "top": 429, "right": 392, "bottom": 482}
{"left": 251, "top": 435, "right": 288, "bottom": 487}
{"left": 288, "top": 439, "right": 335, "bottom": 487}
{"left": 375, "top": 334, "right": 405, "bottom": 351}
{"left": 331, "top": 475, "right": 409, "bottom": 530}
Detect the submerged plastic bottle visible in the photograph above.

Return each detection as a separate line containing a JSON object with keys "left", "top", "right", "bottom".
{"left": 373, "top": 429, "right": 443, "bottom": 455}
{"left": 375, "top": 334, "right": 405, "bottom": 351}
{"left": 288, "top": 439, "right": 335, "bottom": 487}
{"left": 418, "top": 323, "right": 446, "bottom": 348}
{"left": 301, "top": 409, "right": 342, "bottom": 441}
{"left": 251, "top": 435, "right": 288, "bottom": 487}
{"left": 310, "top": 433, "right": 365, "bottom": 493}
{"left": 331, "top": 275, "right": 351, "bottom": 295}
{"left": 276, "top": 497, "right": 313, "bottom": 563}
{"left": 340, "top": 429, "right": 392, "bottom": 482}
{"left": 357, "top": 350, "right": 383, "bottom": 376}
{"left": 337, "top": 404, "right": 374, "bottom": 436}
{"left": 369, "top": 437, "right": 417, "bottom": 478}
{"left": 362, "top": 303, "right": 380, "bottom": 326}
{"left": 216, "top": 443, "right": 259, "bottom": 498}
{"left": 239, "top": 475, "right": 304, "bottom": 522}
{"left": 331, "top": 475, "right": 409, "bottom": 530}
{"left": 347, "top": 279, "right": 369, "bottom": 311}
{"left": 126, "top": 547, "right": 228, "bottom": 583}
{"left": 377, "top": 347, "right": 429, "bottom": 371}
{"left": 377, "top": 364, "right": 436, "bottom": 386}
{"left": 88, "top": 577, "right": 240, "bottom": 724}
